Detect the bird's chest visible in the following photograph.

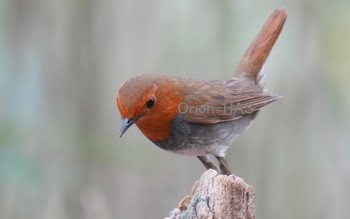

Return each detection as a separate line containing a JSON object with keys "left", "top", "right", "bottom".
{"left": 154, "top": 114, "right": 254, "bottom": 157}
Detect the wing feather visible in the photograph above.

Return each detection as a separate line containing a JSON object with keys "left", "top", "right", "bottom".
{"left": 180, "top": 81, "right": 280, "bottom": 124}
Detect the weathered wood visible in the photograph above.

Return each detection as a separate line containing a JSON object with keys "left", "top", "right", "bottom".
{"left": 165, "top": 169, "right": 255, "bottom": 219}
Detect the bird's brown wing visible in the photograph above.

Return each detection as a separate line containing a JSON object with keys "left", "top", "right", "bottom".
{"left": 180, "top": 81, "right": 280, "bottom": 124}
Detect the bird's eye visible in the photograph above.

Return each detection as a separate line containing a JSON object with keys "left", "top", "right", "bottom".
{"left": 146, "top": 96, "right": 155, "bottom": 109}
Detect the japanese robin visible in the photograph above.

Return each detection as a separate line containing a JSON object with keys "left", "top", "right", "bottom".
{"left": 117, "top": 8, "right": 287, "bottom": 175}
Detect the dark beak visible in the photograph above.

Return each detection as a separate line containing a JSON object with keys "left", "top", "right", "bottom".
{"left": 119, "top": 117, "right": 135, "bottom": 137}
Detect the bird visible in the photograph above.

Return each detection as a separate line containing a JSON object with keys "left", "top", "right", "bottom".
{"left": 116, "top": 8, "right": 287, "bottom": 175}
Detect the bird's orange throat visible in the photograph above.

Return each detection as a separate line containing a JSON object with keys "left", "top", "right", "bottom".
{"left": 136, "top": 117, "right": 173, "bottom": 142}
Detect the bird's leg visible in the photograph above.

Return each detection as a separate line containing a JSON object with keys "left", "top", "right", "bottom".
{"left": 197, "top": 156, "right": 219, "bottom": 172}
{"left": 216, "top": 156, "right": 232, "bottom": 175}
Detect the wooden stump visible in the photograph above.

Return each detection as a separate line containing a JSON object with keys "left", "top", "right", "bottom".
{"left": 165, "top": 169, "right": 255, "bottom": 219}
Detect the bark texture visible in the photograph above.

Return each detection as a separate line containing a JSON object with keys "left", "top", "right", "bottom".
{"left": 165, "top": 169, "right": 255, "bottom": 219}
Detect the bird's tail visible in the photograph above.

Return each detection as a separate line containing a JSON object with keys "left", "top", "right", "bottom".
{"left": 234, "top": 8, "right": 287, "bottom": 84}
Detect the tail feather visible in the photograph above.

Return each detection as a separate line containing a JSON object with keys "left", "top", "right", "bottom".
{"left": 234, "top": 8, "right": 287, "bottom": 82}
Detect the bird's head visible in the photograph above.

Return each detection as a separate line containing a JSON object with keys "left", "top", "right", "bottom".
{"left": 117, "top": 74, "right": 182, "bottom": 142}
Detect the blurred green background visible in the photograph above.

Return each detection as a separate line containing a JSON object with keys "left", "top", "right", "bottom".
{"left": 1, "top": 0, "right": 350, "bottom": 218}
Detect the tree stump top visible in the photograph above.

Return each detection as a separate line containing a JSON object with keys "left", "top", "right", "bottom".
{"left": 165, "top": 169, "right": 255, "bottom": 219}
